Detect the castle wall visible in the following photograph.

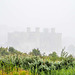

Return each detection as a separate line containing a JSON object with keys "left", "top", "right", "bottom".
{"left": 8, "top": 28, "right": 62, "bottom": 54}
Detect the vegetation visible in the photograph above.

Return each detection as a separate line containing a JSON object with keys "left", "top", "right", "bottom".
{"left": 0, "top": 47, "right": 75, "bottom": 75}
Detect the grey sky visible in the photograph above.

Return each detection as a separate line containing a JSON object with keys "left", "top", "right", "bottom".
{"left": 0, "top": 0, "right": 75, "bottom": 37}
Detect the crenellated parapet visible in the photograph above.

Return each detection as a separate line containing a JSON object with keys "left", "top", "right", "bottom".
{"left": 26, "top": 27, "right": 57, "bottom": 33}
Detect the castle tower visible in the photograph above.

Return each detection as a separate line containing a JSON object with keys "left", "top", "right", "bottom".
{"left": 27, "top": 27, "right": 31, "bottom": 32}
{"left": 51, "top": 28, "right": 55, "bottom": 33}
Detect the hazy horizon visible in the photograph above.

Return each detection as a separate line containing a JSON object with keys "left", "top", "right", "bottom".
{"left": 0, "top": 0, "right": 75, "bottom": 38}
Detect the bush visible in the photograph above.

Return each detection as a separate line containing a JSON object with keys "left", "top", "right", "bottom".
{"left": 13, "top": 72, "right": 19, "bottom": 75}
{"left": 20, "top": 71, "right": 26, "bottom": 75}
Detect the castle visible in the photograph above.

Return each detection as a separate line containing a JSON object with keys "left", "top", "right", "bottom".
{"left": 8, "top": 28, "right": 62, "bottom": 54}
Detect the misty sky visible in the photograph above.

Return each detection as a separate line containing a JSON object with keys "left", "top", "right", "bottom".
{"left": 0, "top": 0, "right": 75, "bottom": 37}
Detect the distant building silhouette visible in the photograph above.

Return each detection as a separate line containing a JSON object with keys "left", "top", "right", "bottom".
{"left": 8, "top": 28, "right": 62, "bottom": 54}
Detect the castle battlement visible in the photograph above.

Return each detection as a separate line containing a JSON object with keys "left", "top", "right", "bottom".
{"left": 25, "top": 27, "right": 58, "bottom": 33}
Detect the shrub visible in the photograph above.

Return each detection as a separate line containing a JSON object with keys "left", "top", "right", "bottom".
{"left": 20, "top": 71, "right": 26, "bottom": 75}
{"left": 13, "top": 72, "right": 19, "bottom": 75}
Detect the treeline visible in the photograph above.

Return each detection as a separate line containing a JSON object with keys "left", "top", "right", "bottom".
{"left": 0, "top": 47, "right": 22, "bottom": 56}
{"left": 0, "top": 47, "right": 74, "bottom": 61}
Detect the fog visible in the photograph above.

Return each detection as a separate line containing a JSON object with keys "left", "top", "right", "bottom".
{"left": 0, "top": 0, "right": 75, "bottom": 55}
